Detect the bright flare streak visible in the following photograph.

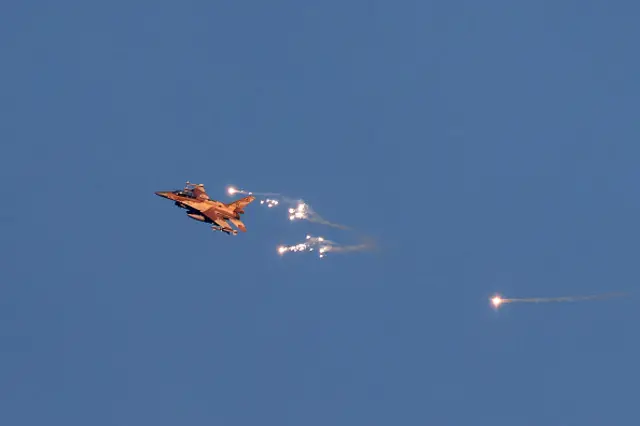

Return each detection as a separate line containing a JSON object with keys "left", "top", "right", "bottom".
{"left": 277, "top": 235, "right": 336, "bottom": 258}
{"left": 489, "top": 292, "right": 625, "bottom": 309}
{"left": 226, "top": 185, "right": 349, "bottom": 229}
{"left": 277, "top": 235, "right": 372, "bottom": 259}
{"left": 287, "top": 203, "right": 310, "bottom": 221}
{"left": 260, "top": 198, "right": 279, "bottom": 208}
{"left": 226, "top": 185, "right": 253, "bottom": 196}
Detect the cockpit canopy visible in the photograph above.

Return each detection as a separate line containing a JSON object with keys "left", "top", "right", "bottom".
{"left": 170, "top": 183, "right": 209, "bottom": 200}
{"left": 172, "top": 189, "right": 195, "bottom": 198}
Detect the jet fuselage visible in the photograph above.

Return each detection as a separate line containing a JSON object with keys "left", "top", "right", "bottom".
{"left": 157, "top": 192, "right": 239, "bottom": 220}
{"left": 155, "top": 185, "right": 254, "bottom": 235}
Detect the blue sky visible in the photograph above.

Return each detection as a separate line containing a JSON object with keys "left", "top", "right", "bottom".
{"left": 1, "top": 1, "right": 639, "bottom": 425}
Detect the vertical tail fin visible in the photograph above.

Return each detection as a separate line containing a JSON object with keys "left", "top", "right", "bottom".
{"left": 225, "top": 195, "right": 256, "bottom": 214}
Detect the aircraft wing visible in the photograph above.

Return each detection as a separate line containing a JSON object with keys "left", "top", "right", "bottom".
{"left": 225, "top": 195, "right": 255, "bottom": 212}
{"left": 228, "top": 218, "right": 247, "bottom": 232}
{"left": 202, "top": 206, "right": 222, "bottom": 221}
{"left": 212, "top": 217, "right": 232, "bottom": 230}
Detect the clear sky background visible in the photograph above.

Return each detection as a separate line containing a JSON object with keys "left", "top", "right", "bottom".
{"left": 2, "top": 1, "right": 639, "bottom": 425}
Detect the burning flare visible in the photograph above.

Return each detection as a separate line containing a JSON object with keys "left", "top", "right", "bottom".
{"left": 226, "top": 185, "right": 349, "bottom": 229}
{"left": 490, "top": 292, "right": 625, "bottom": 309}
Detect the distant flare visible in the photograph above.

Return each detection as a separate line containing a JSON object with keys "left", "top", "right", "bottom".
{"left": 491, "top": 295, "right": 504, "bottom": 308}
{"left": 490, "top": 292, "right": 626, "bottom": 309}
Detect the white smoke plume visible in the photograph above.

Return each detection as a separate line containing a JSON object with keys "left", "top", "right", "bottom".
{"left": 227, "top": 186, "right": 349, "bottom": 230}
{"left": 277, "top": 235, "right": 373, "bottom": 259}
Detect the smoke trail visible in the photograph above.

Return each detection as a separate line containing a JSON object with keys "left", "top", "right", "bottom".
{"left": 287, "top": 201, "right": 350, "bottom": 230}
{"left": 227, "top": 186, "right": 350, "bottom": 229}
{"left": 277, "top": 235, "right": 374, "bottom": 258}
{"left": 491, "top": 292, "right": 627, "bottom": 308}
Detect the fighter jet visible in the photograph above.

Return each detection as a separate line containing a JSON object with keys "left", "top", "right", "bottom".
{"left": 155, "top": 181, "right": 255, "bottom": 235}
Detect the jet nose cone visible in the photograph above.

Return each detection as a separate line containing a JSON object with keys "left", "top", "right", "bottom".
{"left": 155, "top": 191, "right": 170, "bottom": 199}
